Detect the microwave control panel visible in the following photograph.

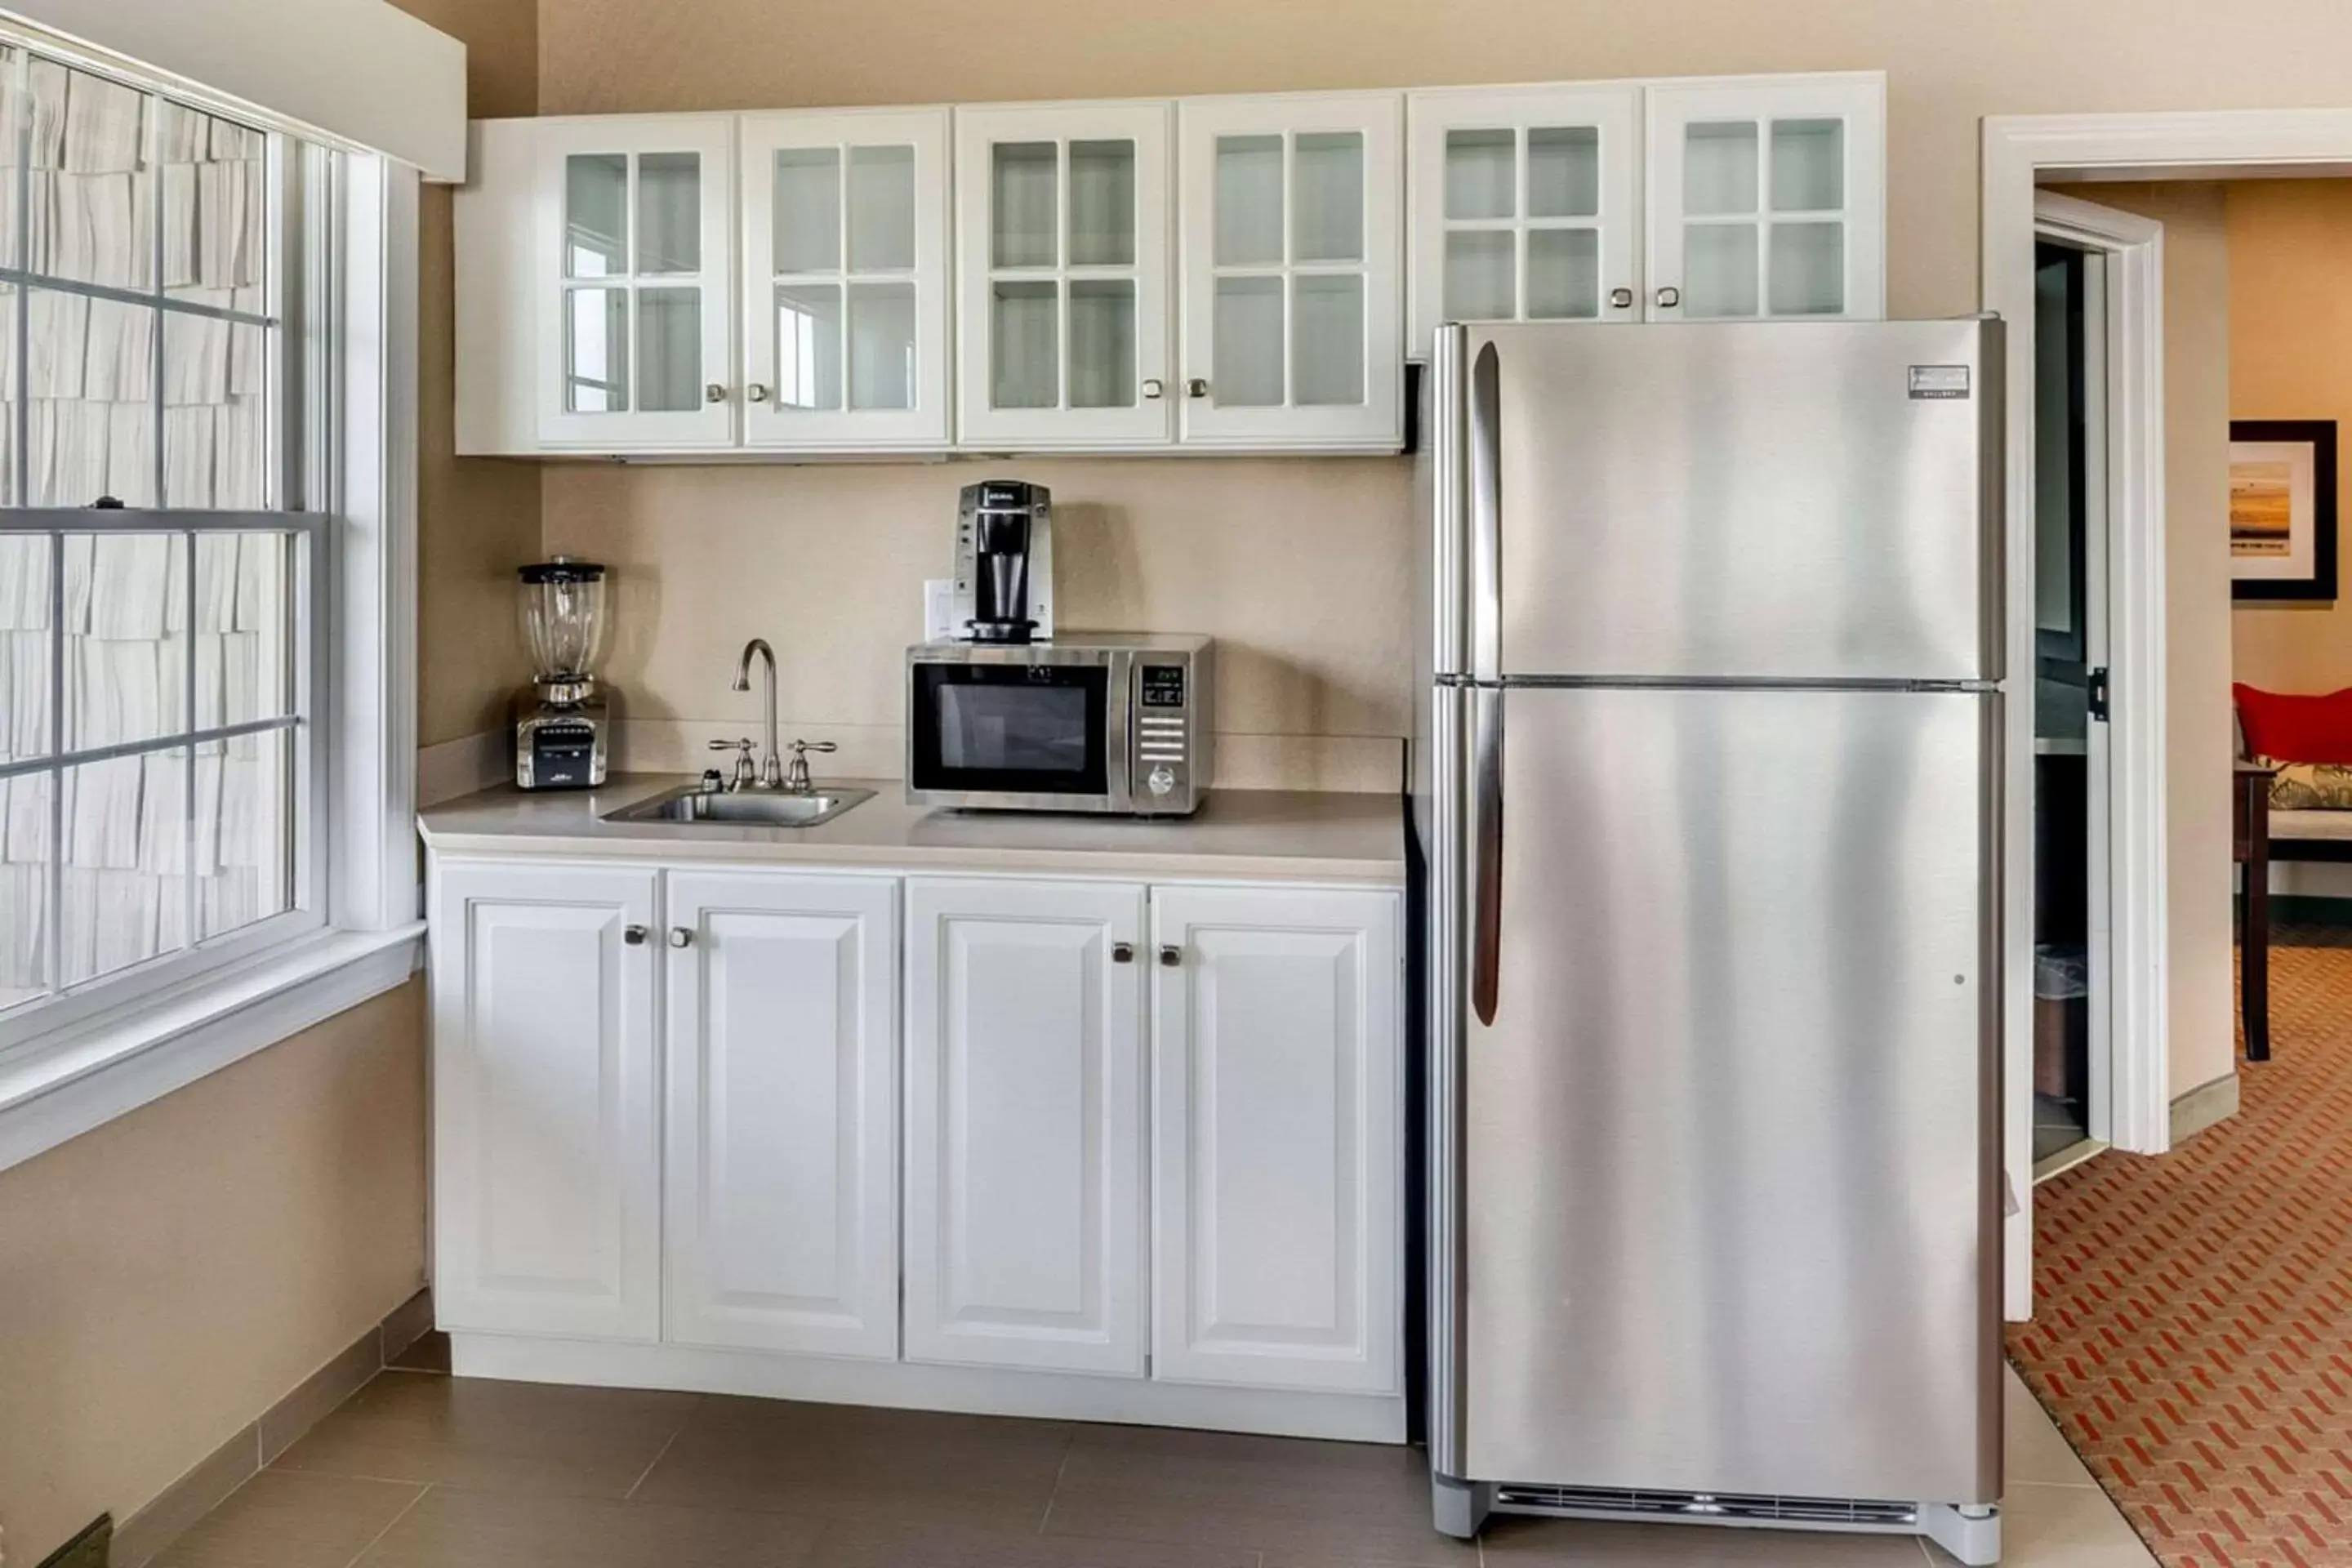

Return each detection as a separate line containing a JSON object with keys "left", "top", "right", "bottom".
{"left": 1130, "top": 655, "right": 1205, "bottom": 814}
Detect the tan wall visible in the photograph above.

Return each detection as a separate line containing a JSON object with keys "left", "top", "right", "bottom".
{"left": 0, "top": 982, "right": 427, "bottom": 1562}
{"left": 2227, "top": 180, "right": 2352, "bottom": 696}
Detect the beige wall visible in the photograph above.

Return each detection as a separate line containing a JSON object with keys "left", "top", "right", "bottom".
{"left": 2227, "top": 180, "right": 2352, "bottom": 696}
{"left": 0, "top": 982, "right": 427, "bottom": 1562}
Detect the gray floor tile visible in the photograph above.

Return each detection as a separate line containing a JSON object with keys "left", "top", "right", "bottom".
{"left": 149, "top": 1470, "right": 425, "bottom": 1568}
{"left": 269, "top": 1370, "right": 696, "bottom": 1500}
{"left": 805, "top": 1521, "right": 1259, "bottom": 1568}
{"left": 1478, "top": 1514, "right": 1931, "bottom": 1564}
{"left": 353, "top": 1486, "right": 823, "bottom": 1568}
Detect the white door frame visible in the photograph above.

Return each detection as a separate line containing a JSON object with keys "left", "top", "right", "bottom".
{"left": 1983, "top": 108, "right": 2352, "bottom": 1319}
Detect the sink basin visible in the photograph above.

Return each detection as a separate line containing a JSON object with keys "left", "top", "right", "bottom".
{"left": 604, "top": 784, "right": 875, "bottom": 829}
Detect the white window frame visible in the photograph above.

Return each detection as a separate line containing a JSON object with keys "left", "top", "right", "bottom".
{"left": 0, "top": 24, "right": 420, "bottom": 1174}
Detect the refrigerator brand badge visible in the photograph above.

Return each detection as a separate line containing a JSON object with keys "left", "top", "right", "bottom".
{"left": 1908, "top": 364, "right": 1971, "bottom": 400}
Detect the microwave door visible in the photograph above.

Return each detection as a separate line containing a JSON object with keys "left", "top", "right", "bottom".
{"left": 908, "top": 660, "right": 1117, "bottom": 808}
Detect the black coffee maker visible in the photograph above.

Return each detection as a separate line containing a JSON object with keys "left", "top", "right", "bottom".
{"left": 951, "top": 480, "right": 1054, "bottom": 643}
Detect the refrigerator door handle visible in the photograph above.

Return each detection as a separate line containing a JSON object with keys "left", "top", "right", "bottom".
{"left": 1469, "top": 341, "right": 1502, "bottom": 684}
{"left": 1471, "top": 684, "right": 1504, "bottom": 1027}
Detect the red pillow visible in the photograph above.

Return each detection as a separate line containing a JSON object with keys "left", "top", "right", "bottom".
{"left": 2234, "top": 684, "right": 2352, "bottom": 764}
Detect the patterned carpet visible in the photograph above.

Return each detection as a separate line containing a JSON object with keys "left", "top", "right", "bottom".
{"left": 2007, "top": 924, "right": 2352, "bottom": 1567}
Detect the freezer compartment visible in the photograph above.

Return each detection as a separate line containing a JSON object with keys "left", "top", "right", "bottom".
{"left": 1465, "top": 318, "right": 2002, "bottom": 684}
{"left": 1460, "top": 685, "right": 2000, "bottom": 1504}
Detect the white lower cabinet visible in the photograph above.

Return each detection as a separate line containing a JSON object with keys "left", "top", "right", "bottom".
{"left": 902, "top": 877, "right": 1147, "bottom": 1375}
{"left": 1150, "top": 885, "right": 1403, "bottom": 1393}
{"left": 662, "top": 871, "right": 901, "bottom": 1358}
{"left": 432, "top": 861, "right": 662, "bottom": 1342}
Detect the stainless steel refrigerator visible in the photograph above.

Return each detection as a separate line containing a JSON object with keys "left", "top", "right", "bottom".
{"left": 1414, "top": 318, "right": 2006, "bottom": 1566}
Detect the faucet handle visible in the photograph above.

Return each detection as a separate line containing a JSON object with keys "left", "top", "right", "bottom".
{"left": 790, "top": 740, "right": 838, "bottom": 756}
{"left": 708, "top": 737, "right": 757, "bottom": 789}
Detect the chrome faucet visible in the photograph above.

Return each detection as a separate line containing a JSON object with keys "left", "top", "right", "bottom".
{"left": 783, "top": 737, "right": 837, "bottom": 794}
{"left": 732, "top": 639, "right": 782, "bottom": 789}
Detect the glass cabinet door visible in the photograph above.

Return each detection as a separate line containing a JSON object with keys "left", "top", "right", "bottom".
{"left": 743, "top": 109, "right": 950, "bottom": 448}
{"left": 538, "top": 119, "right": 733, "bottom": 447}
{"left": 1646, "top": 78, "right": 1885, "bottom": 323}
{"left": 1405, "top": 85, "right": 1640, "bottom": 350}
{"left": 1178, "top": 92, "right": 1402, "bottom": 449}
{"left": 955, "top": 103, "right": 1171, "bottom": 448}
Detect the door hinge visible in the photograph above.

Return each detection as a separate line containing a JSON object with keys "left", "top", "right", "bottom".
{"left": 2087, "top": 666, "right": 2110, "bottom": 722}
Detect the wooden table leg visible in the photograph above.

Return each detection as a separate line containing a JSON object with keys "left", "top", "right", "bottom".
{"left": 2243, "top": 782, "right": 2271, "bottom": 1063}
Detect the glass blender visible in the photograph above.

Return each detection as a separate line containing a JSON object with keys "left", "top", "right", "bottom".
{"left": 514, "top": 557, "right": 611, "bottom": 789}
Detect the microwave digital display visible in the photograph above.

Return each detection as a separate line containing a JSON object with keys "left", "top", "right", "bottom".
{"left": 1139, "top": 666, "right": 1186, "bottom": 708}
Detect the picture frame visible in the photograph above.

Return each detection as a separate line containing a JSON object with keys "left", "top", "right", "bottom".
{"left": 2230, "top": 419, "right": 2337, "bottom": 601}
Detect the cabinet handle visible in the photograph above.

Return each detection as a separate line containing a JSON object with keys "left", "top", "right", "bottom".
{"left": 669, "top": 927, "right": 694, "bottom": 948}
{"left": 704, "top": 382, "right": 728, "bottom": 403}
{"left": 1159, "top": 943, "right": 1182, "bottom": 967}
{"left": 1111, "top": 942, "right": 1134, "bottom": 964}
{"left": 1609, "top": 287, "right": 1634, "bottom": 310}
{"left": 623, "top": 924, "right": 648, "bottom": 946}
{"left": 746, "top": 383, "right": 770, "bottom": 403}
{"left": 1655, "top": 286, "right": 1681, "bottom": 310}
{"left": 1141, "top": 378, "right": 1164, "bottom": 399}
{"left": 1185, "top": 378, "right": 1209, "bottom": 399}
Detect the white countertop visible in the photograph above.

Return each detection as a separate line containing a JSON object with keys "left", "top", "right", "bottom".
{"left": 418, "top": 776, "right": 1408, "bottom": 885}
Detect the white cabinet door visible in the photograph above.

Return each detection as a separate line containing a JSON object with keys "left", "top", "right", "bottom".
{"left": 536, "top": 116, "right": 737, "bottom": 448}
{"left": 1645, "top": 74, "right": 1884, "bottom": 323}
{"left": 954, "top": 102, "right": 1173, "bottom": 450}
{"left": 663, "top": 871, "right": 900, "bottom": 1358}
{"left": 432, "top": 861, "right": 662, "bottom": 1342}
{"left": 1405, "top": 84, "right": 1642, "bottom": 353}
{"left": 1177, "top": 91, "right": 1403, "bottom": 451}
{"left": 904, "top": 877, "right": 1147, "bottom": 1374}
{"left": 741, "top": 108, "right": 952, "bottom": 451}
{"left": 1150, "top": 885, "right": 1403, "bottom": 1394}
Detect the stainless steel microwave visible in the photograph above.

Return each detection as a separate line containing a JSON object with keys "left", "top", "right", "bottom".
{"left": 905, "top": 634, "right": 1213, "bottom": 815}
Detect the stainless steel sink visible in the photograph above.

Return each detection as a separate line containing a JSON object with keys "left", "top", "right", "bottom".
{"left": 604, "top": 784, "right": 874, "bottom": 829}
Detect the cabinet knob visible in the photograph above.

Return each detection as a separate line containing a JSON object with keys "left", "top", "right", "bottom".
{"left": 1655, "top": 286, "right": 1682, "bottom": 310}
{"left": 623, "top": 924, "right": 648, "bottom": 946}
{"left": 1609, "top": 287, "right": 1635, "bottom": 310}
{"left": 746, "top": 383, "right": 771, "bottom": 403}
{"left": 1185, "top": 378, "right": 1209, "bottom": 399}
{"left": 1111, "top": 942, "right": 1135, "bottom": 964}
{"left": 1141, "top": 378, "right": 1164, "bottom": 399}
{"left": 670, "top": 927, "right": 695, "bottom": 948}
{"left": 704, "top": 382, "right": 728, "bottom": 403}
{"left": 1159, "top": 943, "right": 1182, "bottom": 967}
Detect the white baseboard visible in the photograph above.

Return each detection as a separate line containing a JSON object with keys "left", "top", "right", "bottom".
{"left": 417, "top": 730, "right": 507, "bottom": 806}
{"left": 448, "top": 1331, "right": 1406, "bottom": 1445}
{"left": 2170, "top": 1071, "right": 2239, "bottom": 1143}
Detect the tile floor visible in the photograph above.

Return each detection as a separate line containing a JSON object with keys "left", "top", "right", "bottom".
{"left": 151, "top": 1345, "right": 2154, "bottom": 1568}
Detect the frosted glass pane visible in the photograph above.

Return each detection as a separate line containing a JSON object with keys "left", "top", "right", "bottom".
{"left": 991, "top": 280, "right": 1057, "bottom": 408}
{"left": 774, "top": 283, "right": 841, "bottom": 412}
{"left": 564, "top": 286, "right": 627, "bottom": 412}
{"left": 848, "top": 283, "right": 916, "bottom": 410}
{"left": 635, "top": 153, "right": 700, "bottom": 274}
{"left": 991, "top": 143, "right": 1057, "bottom": 268}
{"left": 1069, "top": 140, "right": 1135, "bottom": 267}
{"left": 773, "top": 147, "right": 840, "bottom": 274}
{"left": 1068, "top": 279, "right": 1135, "bottom": 409}
{"left": 1214, "top": 135, "right": 1282, "bottom": 266}
{"left": 1293, "top": 274, "right": 1363, "bottom": 407}
{"left": 1294, "top": 132, "right": 1363, "bottom": 263}
{"left": 846, "top": 145, "right": 915, "bottom": 272}
{"left": 1683, "top": 121, "right": 1757, "bottom": 216}
{"left": 1771, "top": 119, "right": 1843, "bottom": 212}
{"left": 1769, "top": 221, "right": 1845, "bottom": 316}
{"left": 1526, "top": 228, "right": 1600, "bottom": 319}
{"left": 1683, "top": 223, "right": 1759, "bottom": 318}
{"left": 564, "top": 154, "right": 627, "bottom": 278}
{"left": 1444, "top": 229, "right": 1514, "bottom": 321}
{"left": 635, "top": 287, "right": 702, "bottom": 412}
{"left": 1528, "top": 127, "right": 1599, "bottom": 218}
{"left": 1214, "top": 277, "right": 1283, "bottom": 408}
{"left": 65, "top": 533, "right": 185, "bottom": 750}
{"left": 1445, "top": 128, "right": 1514, "bottom": 220}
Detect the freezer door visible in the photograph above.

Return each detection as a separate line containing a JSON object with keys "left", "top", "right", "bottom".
{"left": 1462, "top": 686, "right": 2000, "bottom": 1503}
{"left": 1467, "top": 318, "right": 2001, "bottom": 682}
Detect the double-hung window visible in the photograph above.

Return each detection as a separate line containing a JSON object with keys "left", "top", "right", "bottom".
{"left": 0, "top": 40, "right": 331, "bottom": 1043}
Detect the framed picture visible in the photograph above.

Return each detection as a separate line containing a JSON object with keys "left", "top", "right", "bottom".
{"left": 2230, "top": 419, "right": 2337, "bottom": 601}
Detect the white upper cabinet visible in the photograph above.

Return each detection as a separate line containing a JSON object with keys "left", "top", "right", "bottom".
{"left": 954, "top": 101, "right": 1174, "bottom": 450}
{"left": 741, "top": 109, "right": 952, "bottom": 450}
{"left": 1644, "top": 74, "right": 1884, "bottom": 322}
{"left": 1406, "top": 84, "right": 1642, "bottom": 353}
{"left": 536, "top": 117, "right": 737, "bottom": 448}
{"left": 1177, "top": 92, "right": 1403, "bottom": 451}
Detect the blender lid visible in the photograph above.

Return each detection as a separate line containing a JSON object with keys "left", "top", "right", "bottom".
{"left": 519, "top": 556, "right": 606, "bottom": 584}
